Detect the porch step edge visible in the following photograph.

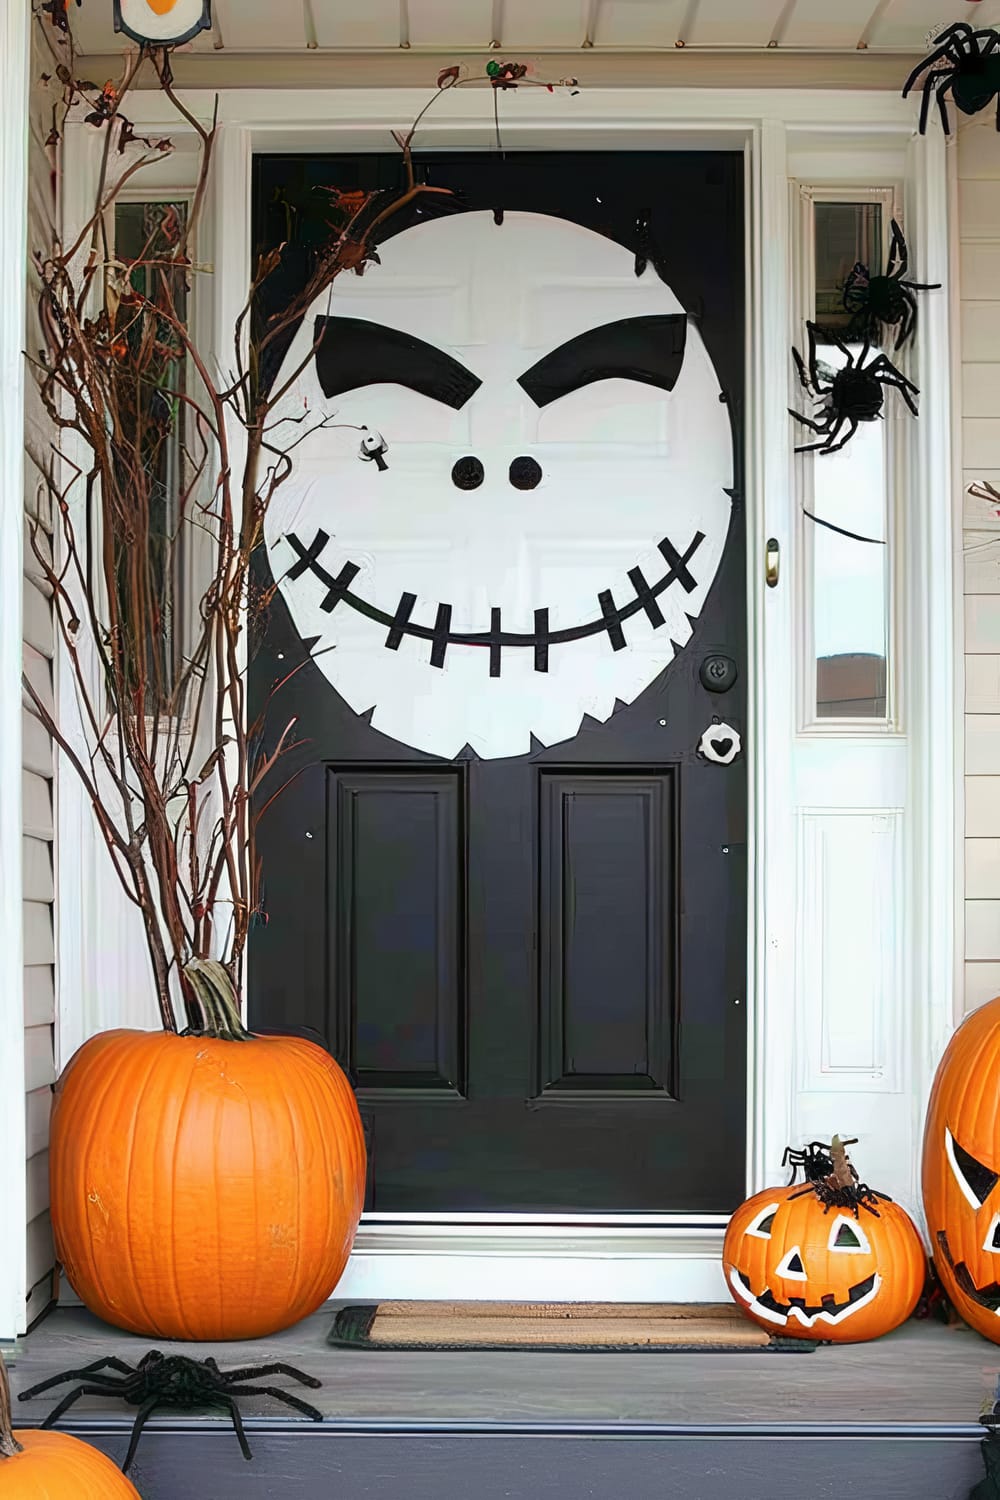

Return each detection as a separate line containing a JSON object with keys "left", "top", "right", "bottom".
{"left": 58, "top": 1416, "right": 986, "bottom": 1441}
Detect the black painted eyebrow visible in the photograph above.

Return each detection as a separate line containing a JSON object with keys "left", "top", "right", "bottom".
{"left": 313, "top": 315, "right": 482, "bottom": 410}
{"left": 517, "top": 314, "right": 688, "bottom": 409}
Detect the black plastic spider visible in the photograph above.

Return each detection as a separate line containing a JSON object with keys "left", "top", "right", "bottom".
{"left": 791, "top": 1172, "right": 888, "bottom": 1219}
{"left": 782, "top": 1137, "right": 889, "bottom": 1220}
{"left": 18, "top": 1349, "right": 323, "bottom": 1473}
{"left": 902, "top": 22, "right": 1000, "bottom": 135}
{"left": 842, "top": 219, "right": 940, "bottom": 351}
{"left": 790, "top": 322, "right": 919, "bottom": 457}
{"left": 782, "top": 1139, "right": 848, "bottom": 1187}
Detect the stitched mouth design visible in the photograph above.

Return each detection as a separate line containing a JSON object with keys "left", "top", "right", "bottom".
{"left": 283, "top": 528, "right": 705, "bottom": 677}
{"left": 937, "top": 1229, "right": 1000, "bottom": 1312}
{"left": 729, "top": 1267, "right": 879, "bottom": 1327}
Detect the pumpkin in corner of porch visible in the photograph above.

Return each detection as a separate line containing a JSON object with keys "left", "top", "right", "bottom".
{"left": 922, "top": 992, "right": 1000, "bottom": 1342}
{"left": 722, "top": 1137, "right": 926, "bottom": 1343}
{"left": 49, "top": 964, "right": 366, "bottom": 1342}
{"left": 0, "top": 1350, "right": 140, "bottom": 1498}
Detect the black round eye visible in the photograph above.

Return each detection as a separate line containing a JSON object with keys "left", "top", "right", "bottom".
{"left": 509, "top": 456, "right": 542, "bottom": 490}
{"left": 452, "top": 456, "right": 484, "bottom": 490}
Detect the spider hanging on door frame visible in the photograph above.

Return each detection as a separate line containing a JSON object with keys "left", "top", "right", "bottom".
{"left": 902, "top": 22, "right": 1000, "bottom": 135}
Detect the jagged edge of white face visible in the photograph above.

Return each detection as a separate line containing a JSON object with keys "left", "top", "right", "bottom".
{"left": 727, "top": 1264, "right": 883, "bottom": 1327}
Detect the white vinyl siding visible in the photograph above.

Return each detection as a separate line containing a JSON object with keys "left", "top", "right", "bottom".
{"left": 21, "top": 38, "right": 57, "bottom": 1329}
{"left": 962, "top": 114, "right": 1000, "bottom": 1014}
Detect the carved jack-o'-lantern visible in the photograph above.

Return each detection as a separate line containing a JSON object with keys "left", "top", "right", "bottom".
{"left": 723, "top": 1138, "right": 926, "bottom": 1343}
{"left": 923, "top": 994, "right": 1000, "bottom": 1342}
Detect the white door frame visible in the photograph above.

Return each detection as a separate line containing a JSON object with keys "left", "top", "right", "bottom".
{"left": 53, "top": 81, "right": 955, "bottom": 1301}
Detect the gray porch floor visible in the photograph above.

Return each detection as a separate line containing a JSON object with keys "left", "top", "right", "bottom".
{"left": 8, "top": 1304, "right": 999, "bottom": 1431}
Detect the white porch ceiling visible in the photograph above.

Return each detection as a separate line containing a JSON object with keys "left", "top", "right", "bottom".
{"left": 70, "top": 0, "right": 1000, "bottom": 56}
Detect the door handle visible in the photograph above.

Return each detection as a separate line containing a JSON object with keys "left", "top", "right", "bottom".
{"left": 765, "top": 537, "right": 780, "bottom": 588}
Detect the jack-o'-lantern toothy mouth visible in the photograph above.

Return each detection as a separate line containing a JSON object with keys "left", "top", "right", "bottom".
{"left": 728, "top": 1267, "right": 880, "bottom": 1328}
{"left": 936, "top": 1229, "right": 1000, "bottom": 1313}
{"left": 284, "top": 525, "right": 707, "bottom": 675}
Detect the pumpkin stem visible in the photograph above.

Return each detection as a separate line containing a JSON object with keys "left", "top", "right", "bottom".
{"left": 0, "top": 1352, "right": 24, "bottom": 1459}
{"left": 180, "top": 960, "right": 253, "bottom": 1041}
{"left": 828, "top": 1134, "right": 857, "bottom": 1191}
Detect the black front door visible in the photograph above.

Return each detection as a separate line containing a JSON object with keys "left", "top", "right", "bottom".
{"left": 249, "top": 150, "right": 746, "bottom": 1213}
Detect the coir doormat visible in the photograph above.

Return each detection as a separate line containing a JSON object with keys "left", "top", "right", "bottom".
{"left": 328, "top": 1301, "right": 816, "bottom": 1353}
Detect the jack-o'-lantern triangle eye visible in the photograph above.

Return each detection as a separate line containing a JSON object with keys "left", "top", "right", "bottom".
{"left": 828, "top": 1215, "right": 870, "bottom": 1253}
{"left": 982, "top": 1214, "right": 1000, "bottom": 1253}
{"left": 746, "top": 1204, "right": 779, "bottom": 1238}
{"left": 945, "top": 1127, "right": 999, "bottom": 1209}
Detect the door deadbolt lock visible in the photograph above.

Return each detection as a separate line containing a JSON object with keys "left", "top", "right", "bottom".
{"left": 765, "top": 537, "right": 780, "bottom": 588}
{"left": 699, "top": 655, "right": 738, "bottom": 694}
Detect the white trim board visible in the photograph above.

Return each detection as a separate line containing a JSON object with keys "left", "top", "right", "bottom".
{"left": 76, "top": 83, "right": 922, "bottom": 132}
{"left": 52, "top": 82, "right": 955, "bottom": 1302}
{"left": 0, "top": 0, "right": 30, "bottom": 1342}
{"left": 338, "top": 1228, "right": 728, "bottom": 1302}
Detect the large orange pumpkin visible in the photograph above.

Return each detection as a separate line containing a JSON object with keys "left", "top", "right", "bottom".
{"left": 0, "top": 1352, "right": 139, "bottom": 1498}
{"left": 50, "top": 1017, "right": 366, "bottom": 1341}
{"left": 923, "top": 993, "right": 1000, "bottom": 1341}
{"left": 723, "top": 1138, "right": 926, "bottom": 1343}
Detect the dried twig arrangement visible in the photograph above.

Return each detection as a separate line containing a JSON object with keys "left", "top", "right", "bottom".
{"left": 23, "top": 25, "right": 444, "bottom": 1031}
{"left": 23, "top": 27, "right": 576, "bottom": 1033}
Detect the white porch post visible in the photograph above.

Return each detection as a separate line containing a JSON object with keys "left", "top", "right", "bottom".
{"left": 0, "top": 0, "right": 30, "bottom": 1343}
{"left": 907, "top": 125, "right": 958, "bottom": 1202}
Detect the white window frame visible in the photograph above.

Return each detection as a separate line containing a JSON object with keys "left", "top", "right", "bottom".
{"left": 39, "top": 83, "right": 954, "bottom": 1305}
{"left": 793, "top": 182, "right": 902, "bottom": 735}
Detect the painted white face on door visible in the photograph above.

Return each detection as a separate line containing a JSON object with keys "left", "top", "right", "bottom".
{"left": 265, "top": 210, "right": 734, "bottom": 759}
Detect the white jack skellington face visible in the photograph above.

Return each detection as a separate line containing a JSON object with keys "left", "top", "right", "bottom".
{"left": 265, "top": 210, "right": 734, "bottom": 759}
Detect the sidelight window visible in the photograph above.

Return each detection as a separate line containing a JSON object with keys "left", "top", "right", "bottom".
{"left": 795, "top": 189, "right": 899, "bottom": 728}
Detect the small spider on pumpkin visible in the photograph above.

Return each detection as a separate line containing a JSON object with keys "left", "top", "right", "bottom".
{"left": 841, "top": 219, "right": 939, "bottom": 352}
{"left": 18, "top": 1350, "right": 324, "bottom": 1474}
{"left": 783, "top": 1134, "right": 888, "bottom": 1219}
{"left": 902, "top": 22, "right": 1000, "bottom": 135}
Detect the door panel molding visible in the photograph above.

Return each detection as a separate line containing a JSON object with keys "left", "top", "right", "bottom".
{"left": 537, "top": 770, "right": 677, "bottom": 1098}
{"left": 329, "top": 767, "right": 467, "bottom": 1095}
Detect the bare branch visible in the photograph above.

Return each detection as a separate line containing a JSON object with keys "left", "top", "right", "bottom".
{"left": 26, "top": 24, "right": 466, "bottom": 1029}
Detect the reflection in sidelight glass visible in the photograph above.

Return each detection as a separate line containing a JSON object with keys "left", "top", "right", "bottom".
{"left": 813, "top": 200, "right": 882, "bottom": 336}
{"left": 810, "top": 200, "right": 890, "bottom": 721}
{"left": 113, "top": 199, "right": 189, "bottom": 700}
